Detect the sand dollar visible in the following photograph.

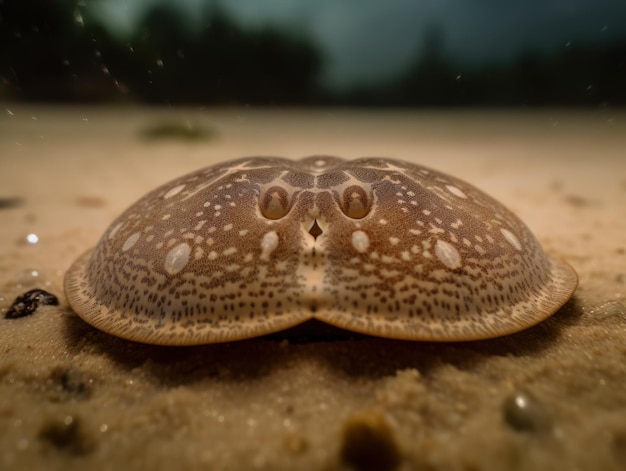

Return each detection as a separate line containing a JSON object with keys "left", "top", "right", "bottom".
{"left": 64, "top": 156, "right": 577, "bottom": 345}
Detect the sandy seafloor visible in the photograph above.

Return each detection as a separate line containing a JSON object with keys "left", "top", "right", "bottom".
{"left": 0, "top": 106, "right": 625, "bottom": 471}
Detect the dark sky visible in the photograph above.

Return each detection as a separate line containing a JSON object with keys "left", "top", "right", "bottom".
{"left": 91, "top": 0, "right": 626, "bottom": 90}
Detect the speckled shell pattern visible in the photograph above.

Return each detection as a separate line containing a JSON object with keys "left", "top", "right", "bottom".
{"left": 64, "top": 156, "right": 577, "bottom": 345}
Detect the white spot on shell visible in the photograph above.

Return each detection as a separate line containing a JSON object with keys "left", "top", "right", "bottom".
{"left": 260, "top": 231, "right": 279, "bottom": 261}
{"left": 435, "top": 239, "right": 461, "bottom": 269}
{"left": 223, "top": 247, "right": 237, "bottom": 256}
{"left": 164, "top": 184, "right": 186, "bottom": 199}
{"left": 389, "top": 237, "right": 400, "bottom": 245}
{"left": 164, "top": 243, "right": 191, "bottom": 275}
{"left": 352, "top": 230, "right": 370, "bottom": 253}
{"left": 194, "top": 247, "right": 205, "bottom": 260}
{"left": 451, "top": 219, "right": 463, "bottom": 229}
{"left": 501, "top": 228, "right": 522, "bottom": 251}
{"left": 122, "top": 233, "right": 140, "bottom": 252}
{"left": 108, "top": 222, "right": 123, "bottom": 240}
{"left": 446, "top": 185, "right": 467, "bottom": 198}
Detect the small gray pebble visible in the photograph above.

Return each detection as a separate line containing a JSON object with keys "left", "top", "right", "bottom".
{"left": 502, "top": 390, "right": 552, "bottom": 433}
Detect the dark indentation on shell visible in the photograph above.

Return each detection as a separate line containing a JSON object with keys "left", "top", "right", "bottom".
{"left": 260, "top": 185, "right": 292, "bottom": 219}
{"left": 308, "top": 219, "right": 323, "bottom": 240}
{"left": 340, "top": 185, "right": 371, "bottom": 219}
{"left": 4, "top": 289, "right": 59, "bottom": 319}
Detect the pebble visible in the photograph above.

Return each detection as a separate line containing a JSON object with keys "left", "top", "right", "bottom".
{"left": 4, "top": 289, "right": 59, "bottom": 319}
{"left": 51, "top": 367, "right": 91, "bottom": 399}
{"left": 339, "top": 409, "right": 401, "bottom": 471}
{"left": 502, "top": 390, "right": 552, "bottom": 433}
{"left": 38, "top": 415, "right": 95, "bottom": 455}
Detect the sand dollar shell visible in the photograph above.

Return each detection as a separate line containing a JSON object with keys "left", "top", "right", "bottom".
{"left": 64, "top": 156, "right": 577, "bottom": 345}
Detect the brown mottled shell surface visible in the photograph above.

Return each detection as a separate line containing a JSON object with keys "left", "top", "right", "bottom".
{"left": 64, "top": 156, "right": 577, "bottom": 345}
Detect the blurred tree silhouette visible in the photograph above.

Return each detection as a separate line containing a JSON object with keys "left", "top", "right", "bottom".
{"left": 0, "top": 0, "right": 624, "bottom": 106}
{"left": 342, "top": 26, "right": 626, "bottom": 107}
{"left": 120, "top": 4, "right": 323, "bottom": 104}
{"left": 0, "top": 0, "right": 324, "bottom": 104}
{"left": 395, "top": 25, "right": 461, "bottom": 106}
{"left": 2, "top": 0, "right": 85, "bottom": 100}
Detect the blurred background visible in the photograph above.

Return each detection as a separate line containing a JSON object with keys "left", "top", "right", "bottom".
{"left": 1, "top": 0, "right": 625, "bottom": 107}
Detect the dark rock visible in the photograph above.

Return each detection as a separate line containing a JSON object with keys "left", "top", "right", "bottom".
{"left": 4, "top": 289, "right": 59, "bottom": 319}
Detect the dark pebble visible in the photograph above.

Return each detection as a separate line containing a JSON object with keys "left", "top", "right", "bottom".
{"left": 4, "top": 288, "right": 59, "bottom": 319}
{"left": 340, "top": 409, "right": 401, "bottom": 471}
{"left": 0, "top": 197, "right": 24, "bottom": 209}
{"left": 51, "top": 367, "right": 91, "bottom": 399}
{"left": 502, "top": 390, "right": 552, "bottom": 433}
{"left": 38, "top": 415, "right": 95, "bottom": 455}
